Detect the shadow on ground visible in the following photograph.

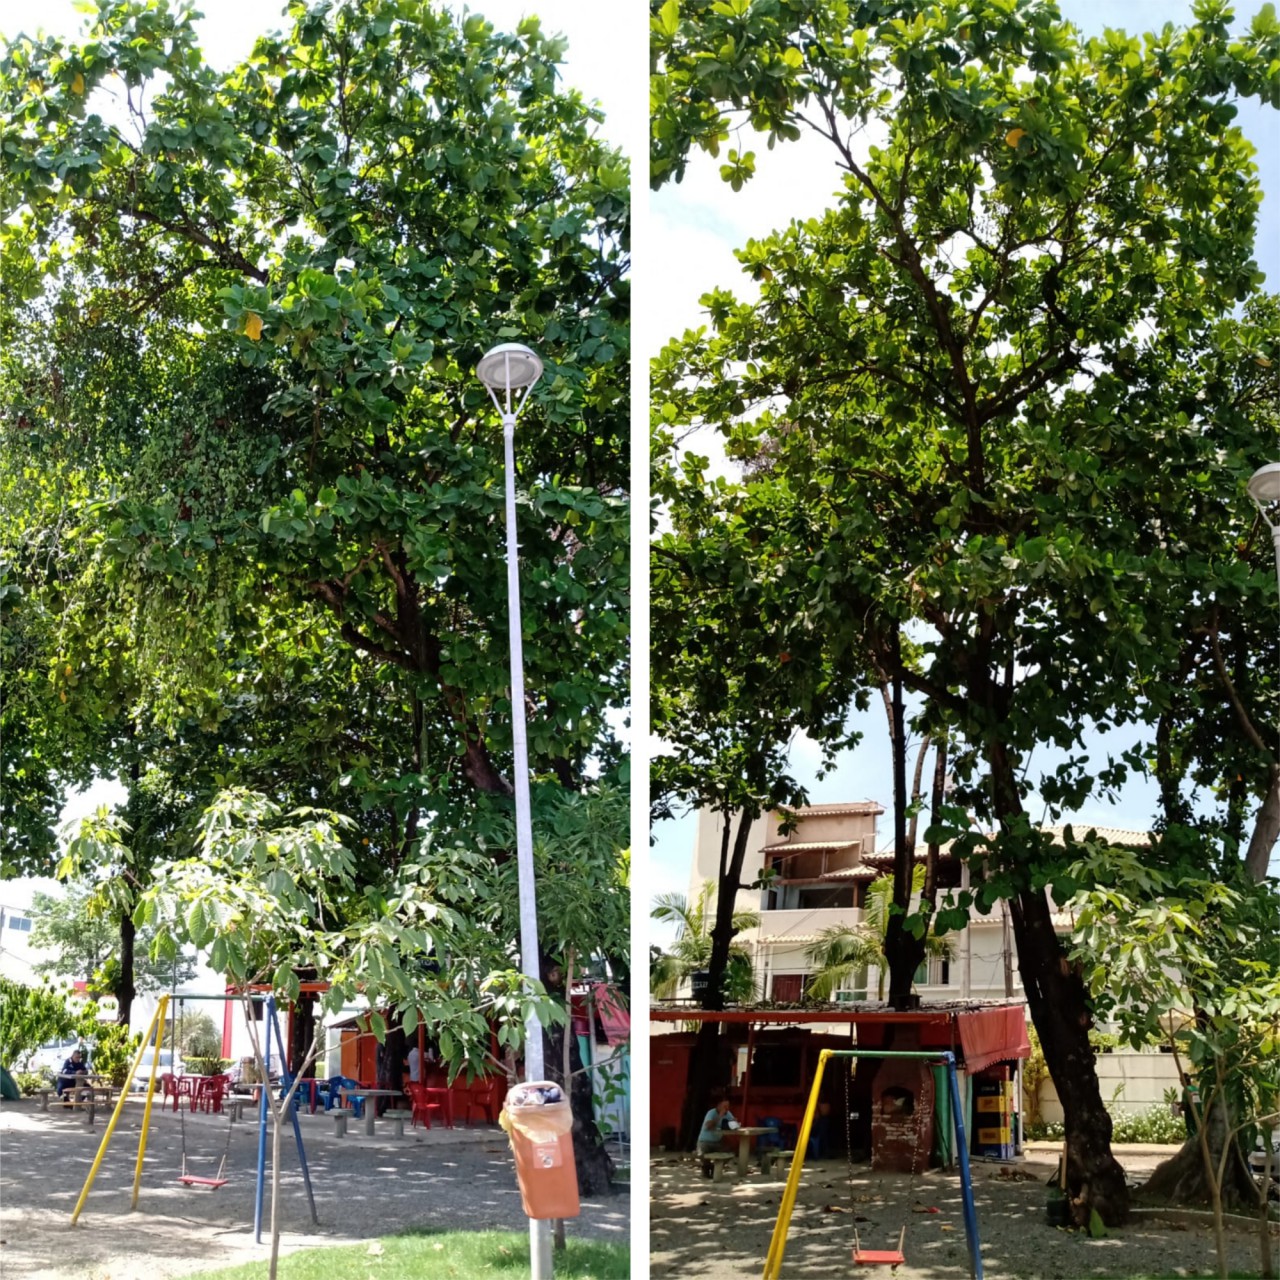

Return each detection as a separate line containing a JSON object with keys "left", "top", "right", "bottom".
{"left": 1, "top": 1098, "right": 627, "bottom": 1279}
{"left": 649, "top": 1152, "right": 1264, "bottom": 1279}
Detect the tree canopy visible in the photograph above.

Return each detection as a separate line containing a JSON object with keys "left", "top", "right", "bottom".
{"left": 650, "top": 0, "right": 1279, "bottom": 1224}
{"left": 1, "top": 0, "right": 630, "bottom": 865}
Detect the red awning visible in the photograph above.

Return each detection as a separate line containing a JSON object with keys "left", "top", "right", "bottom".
{"left": 956, "top": 1005, "right": 1030, "bottom": 1073}
{"left": 595, "top": 985, "right": 630, "bottom": 1045}
{"left": 574, "top": 983, "right": 630, "bottom": 1045}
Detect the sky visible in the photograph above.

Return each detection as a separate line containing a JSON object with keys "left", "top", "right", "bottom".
{"left": 648, "top": 0, "right": 1280, "bottom": 930}
{"left": 0, "top": 0, "right": 643, "bottom": 150}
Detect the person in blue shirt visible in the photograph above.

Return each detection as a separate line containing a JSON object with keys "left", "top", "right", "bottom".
{"left": 698, "top": 1098, "right": 737, "bottom": 1176}
{"left": 56, "top": 1048, "right": 89, "bottom": 1101}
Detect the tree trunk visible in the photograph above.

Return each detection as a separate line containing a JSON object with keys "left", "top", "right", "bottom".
{"left": 1244, "top": 763, "right": 1280, "bottom": 884}
{"left": 376, "top": 1025, "right": 405, "bottom": 1118}
{"left": 1008, "top": 886, "right": 1130, "bottom": 1225}
{"left": 289, "top": 994, "right": 317, "bottom": 1078}
{"left": 680, "top": 809, "right": 755, "bottom": 1146}
{"left": 1139, "top": 1096, "right": 1258, "bottom": 1211}
{"left": 117, "top": 911, "right": 136, "bottom": 1027}
{"left": 882, "top": 656, "right": 925, "bottom": 1008}
{"left": 541, "top": 993, "right": 614, "bottom": 1196}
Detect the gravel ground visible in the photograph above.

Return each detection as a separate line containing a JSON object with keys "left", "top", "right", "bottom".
{"left": 650, "top": 1142, "right": 1274, "bottom": 1279}
{"left": 0, "top": 1095, "right": 628, "bottom": 1279}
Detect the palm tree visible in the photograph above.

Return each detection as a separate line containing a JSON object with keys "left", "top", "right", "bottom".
{"left": 650, "top": 885, "right": 759, "bottom": 1003}
{"left": 805, "top": 866, "right": 953, "bottom": 1002}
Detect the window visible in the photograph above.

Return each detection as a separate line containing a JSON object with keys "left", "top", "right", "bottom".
{"left": 794, "top": 886, "right": 854, "bottom": 910}
{"left": 7, "top": 914, "right": 32, "bottom": 933}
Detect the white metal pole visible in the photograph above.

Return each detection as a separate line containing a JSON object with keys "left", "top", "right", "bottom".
{"left": 501, "top": 408, "right": 553, "bottom": 1280}
{"left": 1272, "top": 526, "right": 1280, "bottom": 772}
{"left": 502, "top": 409, "right": 544, "bottom": 1080}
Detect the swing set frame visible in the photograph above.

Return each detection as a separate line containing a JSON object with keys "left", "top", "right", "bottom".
{"left": 69, "top": 991, "right": 318, "bottom": 1243}
{"left": 761, "top": 1048, "right": 984, "bottom": 1280}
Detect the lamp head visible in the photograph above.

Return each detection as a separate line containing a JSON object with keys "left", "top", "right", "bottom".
{"left": 476, "top": 342, "right": 543, "bottom": 394}
{"left": 1247, "top": 462, "right": 1280, "bottom": 508}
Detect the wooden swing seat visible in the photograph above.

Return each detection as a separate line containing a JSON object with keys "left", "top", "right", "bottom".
{"left": 853, "top": 1226, "right": 906, "bottom": 1268}
{"left": 178, "top": 1175, "right": 228, "bottom": 1189}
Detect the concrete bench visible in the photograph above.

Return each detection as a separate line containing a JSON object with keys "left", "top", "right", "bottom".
{"left": 760, "top": 1148, "right": 795, "bottom": 1178}
{"left": 228, "top": 1098, "right": 251, "bottom": 1123}
{"left": 36, "top": 1087, "right": 115, "bottom": 1125}
{"left": 332, "top": 1112, "right": 349, "bottom": 1137}
{"left": 700, "top": 1152, "right": 735, "bottom": 1182}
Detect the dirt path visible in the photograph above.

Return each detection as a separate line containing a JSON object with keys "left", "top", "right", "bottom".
{"left": 0, "top": 1096, "right": 628, "bottom": 1279}
{"left": 651, "top": 1142, "right": 1271, "bottom": 1278}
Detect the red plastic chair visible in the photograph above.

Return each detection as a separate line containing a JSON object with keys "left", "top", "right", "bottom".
{"left": 160, "top": 1073, "right": 180, "bottom": 1113}
{"left": 405, "top": 1082, "right": 449, "bottom": 1130}
{"left": 463, "top": 1077, "right": 499, "bottom": 1126}
{"left": 197, "top": 1076, "right": 230, "bottom": 1114}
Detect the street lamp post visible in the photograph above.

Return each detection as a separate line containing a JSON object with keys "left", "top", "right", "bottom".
{"left": 1248, "top": 462, "right": 1280, "bottom": 590}
{"left": 476, "top": 342, "right": 552, "bottom": 1280}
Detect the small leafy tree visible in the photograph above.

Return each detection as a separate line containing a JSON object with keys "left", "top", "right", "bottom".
{"left": 0, "top": 977, "right": 82, "bottom": 1070}
{"left": 1069, "top": 844, "right": 1280, "bottom": 1278}
{"left": 140, "top": 789, "right": 557, "bottom": 1280}
{"left": 86, "top": 1022, "right": 143, "bottom": 1089}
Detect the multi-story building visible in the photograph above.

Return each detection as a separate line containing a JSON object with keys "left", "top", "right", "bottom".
{"left": 683, "top": 801, "right": 1148, "bottom": 1007}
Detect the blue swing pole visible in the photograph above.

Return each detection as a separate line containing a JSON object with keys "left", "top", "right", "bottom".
{"left": 253, "top": 1002, "right": 270, "bottom": 1243}
{"left": 268, "top": 997, "right": 318, "bottom": 1224}
{"left": 942, "top": 1051, "right": 984, "bottom": 1280}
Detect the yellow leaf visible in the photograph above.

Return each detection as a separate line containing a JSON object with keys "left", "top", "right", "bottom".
{"left": 1257, "top": 355, "right": 1273, "bottom": 367}
{"left": 245, "top": 312, "right": 264, "bottom": 341}
{"left": 28, "top": 79, "right": 42, "bottom": 96}
{"left": 65, "top": 664, "right": 73, "bottom": 676}
{"left": 1005, "top": 128, "right": 1026, "bottom": 148}
{"left": 72, "top": 73, "right": 85, "bottom": 95}
{"left": 60, "top": 691, "right": 67, "bottom": 703}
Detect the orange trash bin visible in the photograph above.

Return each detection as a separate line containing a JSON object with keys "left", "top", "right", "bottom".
{"left": 501, "top": 1081, "right": 580, "bottom": 1220}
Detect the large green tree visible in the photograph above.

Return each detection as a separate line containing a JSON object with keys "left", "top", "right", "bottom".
{"left": 651, "top": 0, "right": 1278, "bottom": 1223}
{"left": 0, "top": 0, "right": 629, "bottom": 851}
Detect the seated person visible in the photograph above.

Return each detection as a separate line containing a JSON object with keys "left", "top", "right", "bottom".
{"left": 56, "top": 1049, "right": 89, "bottom": 1101}
{"left": 697, "top": 1098, "right": 737, "bottom": 1176}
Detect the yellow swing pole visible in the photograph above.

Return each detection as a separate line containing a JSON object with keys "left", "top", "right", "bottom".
{"left": 70, "top": 994, "right": 168, "bottom": 1225}
{"left": 762, "top": 1047, "right": 832, "bottom": 1280}
{"left": 131, "top": 993, "right": 170, "bottom": 1209}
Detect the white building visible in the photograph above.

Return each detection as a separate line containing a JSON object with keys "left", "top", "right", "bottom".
{"left": 683, "top": 802, "right": 1151, "bottom": 1007}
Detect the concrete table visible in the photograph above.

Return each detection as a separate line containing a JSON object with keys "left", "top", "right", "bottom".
{"left": 722, "top": 1126, "right": 774, "bottom": 1176}
{"left": 339, "top": 1087, "right": 402, "bottom": 1136}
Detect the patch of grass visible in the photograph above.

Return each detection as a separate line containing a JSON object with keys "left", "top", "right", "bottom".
{"left": 185, "top": 1228, "right": 629, "bottom": 1280}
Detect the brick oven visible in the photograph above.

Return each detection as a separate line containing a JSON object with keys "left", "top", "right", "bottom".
{"left": 870, "top": 1056, "right": 934, "bottom": 1173}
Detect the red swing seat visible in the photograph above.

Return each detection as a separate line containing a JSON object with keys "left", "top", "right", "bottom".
{"left": 178, "top": 1175, "right": 228, "bottom": 1189}
{"left": 853, "top": 1248, "right": 906, "bottom": 1267}
{"left": 853, "top": 1226, "right": 906, "bottom": 1267}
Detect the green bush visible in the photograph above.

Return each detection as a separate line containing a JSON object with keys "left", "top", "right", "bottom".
{"left": 1025, "top": 1104, "right": 1185, "bottom": 1145}
{"left": 14, "top": 1070, "right": 49, "bottom": 1095}
{"left": 88, "top": 1022, "right": 142, "bottom": 1087}
{"left": 185, "top": 1055, "right": 231, "bottom": 1077}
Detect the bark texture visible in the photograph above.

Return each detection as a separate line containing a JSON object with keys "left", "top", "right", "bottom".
{"left": 1008, "top": 885, "right": 1131, "bottom": 1225}
{"left": 1138, "top": 1098, "right": 1258, "bottom": 1210}
{"left": 680, "top": 810, "right": 755, "bottom": 1147}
